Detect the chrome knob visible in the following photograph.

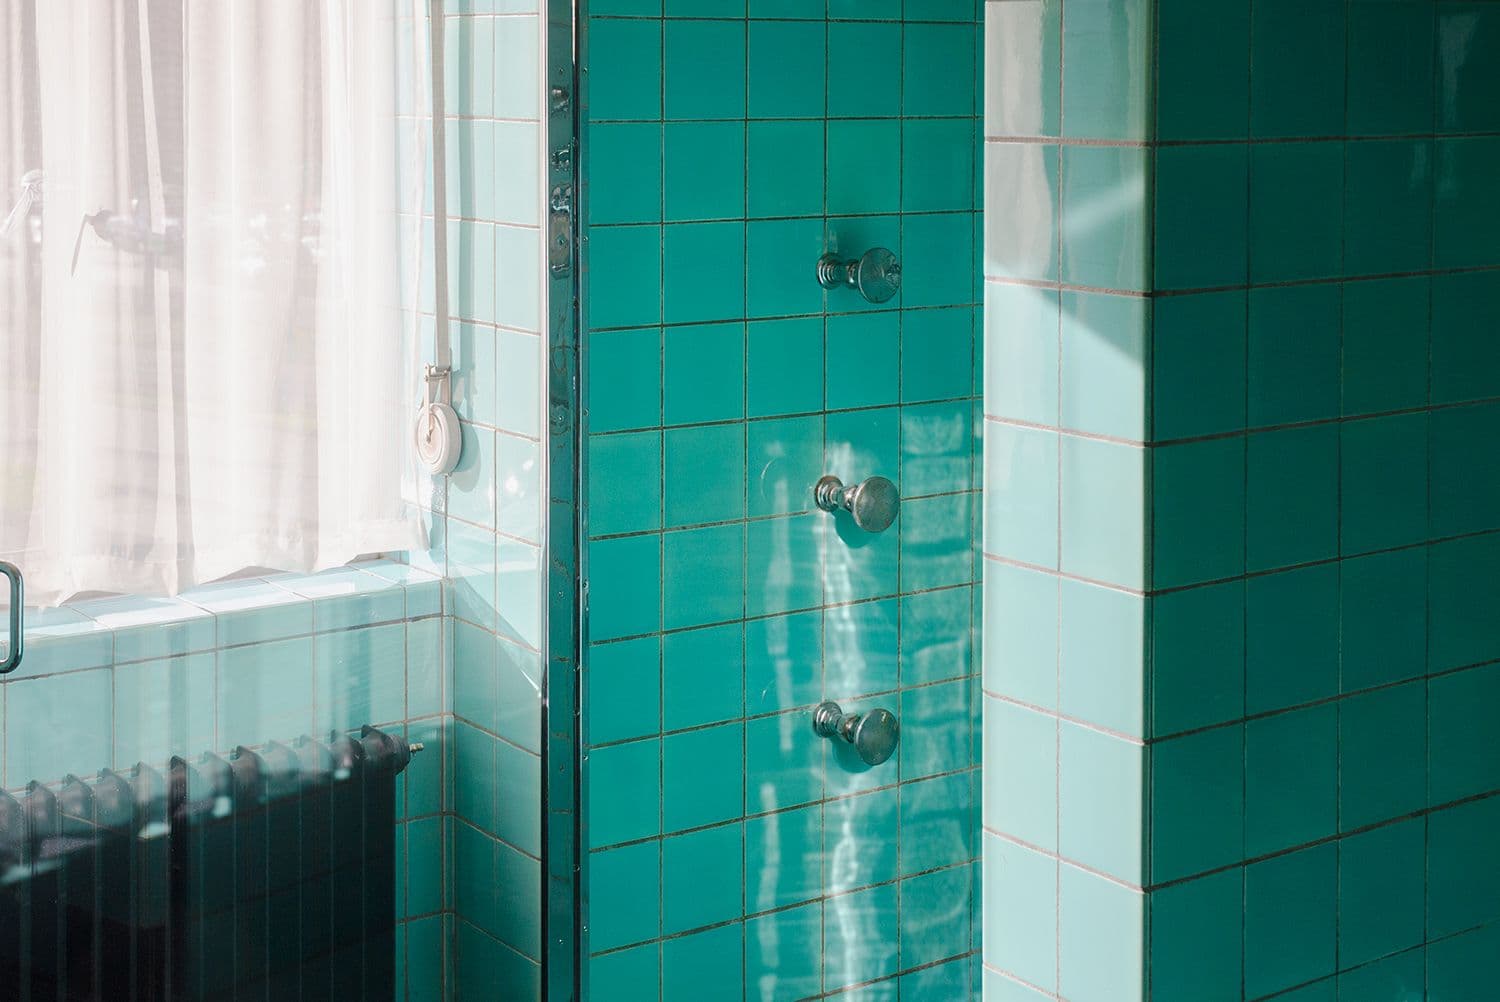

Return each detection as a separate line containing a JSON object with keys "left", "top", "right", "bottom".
{"left": 815, "top": 474, "right": 899, "bottom": 533}
{"left": 814, "top": 701, "right": 899, "bottom": 767}
{"left": 816, "top": 247, "right": 901, "bottom": 304}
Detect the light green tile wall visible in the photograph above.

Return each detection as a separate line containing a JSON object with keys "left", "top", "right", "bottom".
{"left": 436, "top": 0, "right": 551, "bottom": 999}
{"left": 582, "top": 0, "right": 985, "bottom": 996}
{"left": 983, "top": 0, "right": 1500, "bottom": 999}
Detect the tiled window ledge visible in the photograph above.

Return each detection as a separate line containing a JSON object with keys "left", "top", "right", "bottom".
{"left": 3, "top": 560, "right": 449, "bottom": 791}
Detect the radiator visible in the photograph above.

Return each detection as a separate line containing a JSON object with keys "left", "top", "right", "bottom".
{"left": 0, "top": 726, "right": 418, "bottom": 1002}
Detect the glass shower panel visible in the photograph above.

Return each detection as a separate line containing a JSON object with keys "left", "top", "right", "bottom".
{"left": 579, "top": 4, "right": 984, "bottom": 996}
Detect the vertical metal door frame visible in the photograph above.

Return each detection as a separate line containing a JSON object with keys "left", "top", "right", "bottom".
{"left": 541, "top": 0, "right": 586, "bottom": 995}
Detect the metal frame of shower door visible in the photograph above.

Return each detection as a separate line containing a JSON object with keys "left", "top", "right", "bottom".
{"left": 542, "top": 0, "right": 587, "bottom": 995}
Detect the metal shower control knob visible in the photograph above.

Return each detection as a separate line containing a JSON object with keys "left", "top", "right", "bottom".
{"left": 814, "top": 701, "right": 900, "bottom": 767}
{"left": 815, "top": 474, "right": 899, "bottom": 533}
{"left": 816, "top": 247, "right": 901, "bottom": 303}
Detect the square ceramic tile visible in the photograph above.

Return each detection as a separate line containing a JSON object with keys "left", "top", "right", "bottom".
{"left": 1245, "top": 705, "right": 1337, "bottom": 857}
{"left": 1340, "top": 682, "right": 1427, "bottom": 831}
{"left": 1245, "top": 565, "right": 1339, "bottom": 715}
{"left": 1060, "top": 0, "right": 1150, "bottom": 140}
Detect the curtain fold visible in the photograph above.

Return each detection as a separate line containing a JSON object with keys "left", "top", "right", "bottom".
{"left": 1, "top": 1, "right": 427, "bottom": 605}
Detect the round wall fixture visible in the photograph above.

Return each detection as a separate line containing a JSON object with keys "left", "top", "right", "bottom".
{"left": 415, "top": 399, "right": 462, "bottom": 475}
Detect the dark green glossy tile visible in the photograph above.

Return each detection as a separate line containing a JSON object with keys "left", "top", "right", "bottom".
{"left": 663, "top": 624, "right": 743, "bottom": 730}
{"left": 901, "top": 213, "right": 975, "bottom": 308}
{"left": 664, "top": 20, "right": 745, "bottom": 121}
{"left": 746, "top": 709, "right": 824, "bottom": 809}
{"left": 588, "top": 226, "right": 661, "bottom": 329}
{"left": 1436, "top": 3, "right": 1500, "bottom": 133}
{"left": 904, "top": 23, "right": 976, "bottom": 117}
{"left": 1246, "top": 565, "right": 1338, "bottom": 715}
{"left": 1150, "top": 725, "right": 1244, "bottom": 883}
{"left": 590, "top": 841, "right": 661, "bottom": 950}
{"left": 664, "top": 924, "right": 744, "bottom": 1002}
{"left": 747, "top": 217, "right": 827, "bottom": 319}
{"left": 1156, "top": 0, "right": 1249, "bottom": 140}
{"left": 1250, "top": 142, "right": 1343, "bottom": 283}
{"left": 589, "top": 19, "right": 663, "bottom": 121}
{"left": 827, "top": 119, "right": 900, "bottom": 216}
{"left": 1428, "top": 914, "right": 1500, "bottom": 995}
{"left": 1344, "top": 822, "right": 1422, "bottom": 960}
{"left": 1347, "top": 3, "right": 1434, "bottom": 136}
{"left": 746, "top": 905, "right": 821, "bottom": 999}
{"left": 1431, "top": 402, "right": 1500, "bottom": 538}
{"left": 1245, "top": 844, "right": 1337, "bottom": 999}
{"left": 900, "top": 865, "right": 973, "bottom": 971}
{"left": 1151, "top": 437, "right": 1245, "bottom": 589}
{"left": 664, "top": 322, "right": 744, "bottom": 425}
{"left": 589, "top": 432, "right": 662, "bottom": 535}
{"left": 1430, "top": 662, "right": 1500, "bottom": 804}
{"left": 745, "top": 610, "right": 822, "bottom": 717}
{"left": 1342, "top": 413, "right": 1429, "bottom": 555}
{"left": 1152, "top": 290, "right": 1246, "bottom": 440}
{"left": 1342, "top": 276, "right": 1430, "bottom": 417}
{"left": 1340, "top": 548, "right": 1427, "bottom": 692}
{"left": 901, "top": 306, "right": 972, "bottom": 403}
{"left": 748, "top": 20, "right": 825, "bottom": 118}
{"left": 662, "top": 524, "right": 744, "bottom": 629}
{"left": 1246, "top": 705, "right": 1337, "bottom": 856}
{"left": 1151, "top": 581, "right": 1244, "bottom": 736}
{"left": 663, "top": 222, "right": 745, "bottom": 323}
{"left": 900, "top": 770, "right": 973, "bottom": 875}
{"left": 1153, "top": 144, "right": 1248, "bottom": 291}
{"left": 1433, "top": 137, "right": 1500, "bottom": 269}
{"left": 663, "top": 823, "right": 743, "bottom": 934}
{"left": 589, "top": 123, "right": 662, "bottom": 224}
{"left": 748, "top": 511, "right": 824, "bottom": 616}
{"left": 664, "top": 423, "right": 745, "bottom": 527}
{"left": 829, "top": 22, "right": 901, "bottom": 117}
{"left": 587, "top": 637, "right": 661, "bottom": 745}
{"left": 589, "top": 327, "right": 661, "bottom": 432}
{"left": 1432, "top": 271, "right": 1500, "bottom": 406}
{"left": 587, "top": 534, "right": 661, "bottom": 642}
{"left": 748, "top": 414, "right": 823, "bottom": 517}
{"left": 1248, "top": 283, "right": 1341, "bottom": 427}
{"left": 1340, "top": 682, "right": 1427, "bottom": 831}
{"left": 747, "top": 121, "right": 824, "bottom": 218}
{"left": 1345, "top": 139, "right": 1433, "bottom": 277}
{"left": 1250, "top": 0, "right": 1346, "bottom": 138}
{"left": 1246, "top": 424, "right": 1339, "bottom": 573}
{"left": 823, "top": 882, "right": 899, "bottom": 991}
{"left": 1429, "top": 534, "right": 1500, "bottom": 672}
{"left": 745, "top": 805, "right": 821, "bottom": 911}
{"left": 664, "top": 121, "right": 744, "bottom": 223}
{"left": 1339, "top": 949, "right": 1425, "bottom": 1002}
{"left": 748, "top": 318, "right": 823, "bottom": 417}
{"left": 662, "top": 722, "right": 745, "bottom": 831}
{"left": 903, "top": 119, "right": 975, "bottom": 213}
{"left": 588, "top": 946, "right": 658, "bottom": 1000}
{"left": 1150, "top": 869, "right": 1243, "bottom": 999}
{"left": 589, "top": 738, "right": 660, "bottom": 847}
{"left": 826, "top": 313, "right": 898, "bottom": 410}
{"left": 1427, "top": 796, "right": 1500, "bottom": 937}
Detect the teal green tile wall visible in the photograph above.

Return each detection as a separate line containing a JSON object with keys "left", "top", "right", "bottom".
{"left": 6, "top": 564, "right": 454, "bottom": 1002}
{"left": 583, "top": 0, "right": 985, "bottom": 997}
{"left": 436, "top": 2, "right": 551, "bottom": 1000}
{"left": 984, "top": 0, "right": 1500, "bottom": 999}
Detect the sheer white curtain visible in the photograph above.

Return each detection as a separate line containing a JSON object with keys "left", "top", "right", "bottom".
{"left": 1, "top": 1, "right": 428, "bottom": 605}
